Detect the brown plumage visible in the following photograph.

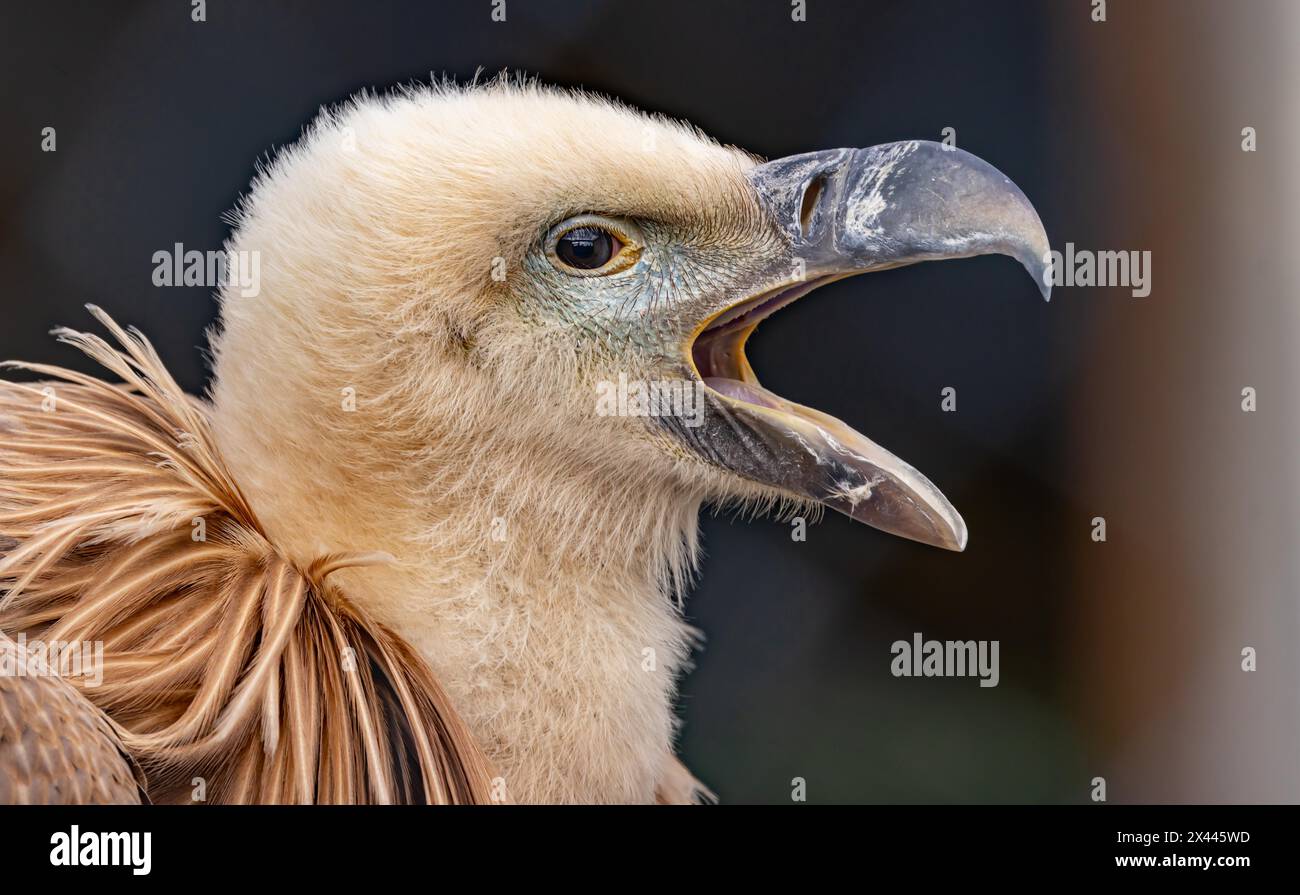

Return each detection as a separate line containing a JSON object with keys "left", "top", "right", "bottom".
{"left": 0, "top": 632, "right": 145, "bottom": 804}
{"left": 0, "top": 309, "right": 495, "bottom": 803}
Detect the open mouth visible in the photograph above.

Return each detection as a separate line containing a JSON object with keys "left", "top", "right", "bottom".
{"left": 689, "top": 276, "right": 839, "bottom": 414}
{"left": 683, "top": 274, "right": 972, "bottom": 552}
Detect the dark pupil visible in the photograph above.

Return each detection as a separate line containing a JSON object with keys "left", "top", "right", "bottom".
{"left": 557, "top": 226, "right": 614, "bottom": 269}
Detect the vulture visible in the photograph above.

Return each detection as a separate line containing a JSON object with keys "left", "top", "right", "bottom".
{"left": 0, "top": 79, "right": 1049, "bottom": 804}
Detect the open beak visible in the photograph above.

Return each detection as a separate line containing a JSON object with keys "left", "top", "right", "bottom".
{"left": 683, "top": 141, "right": 1050, "bottom": 551}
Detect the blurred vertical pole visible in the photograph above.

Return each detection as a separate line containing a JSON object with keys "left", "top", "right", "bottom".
{"left": 1065, "top": 0, "right": 1300, "bottom": 801}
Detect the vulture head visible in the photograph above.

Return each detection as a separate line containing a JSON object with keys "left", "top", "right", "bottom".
{"left": 198, "top": 80, "right": 1049, "bottom": 802}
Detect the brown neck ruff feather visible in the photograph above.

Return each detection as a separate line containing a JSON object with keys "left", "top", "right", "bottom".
{"left": 0, "top": 308, "right": 496, "bottom": 804}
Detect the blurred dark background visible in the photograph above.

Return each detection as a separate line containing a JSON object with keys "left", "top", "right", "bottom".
{"left": 1, "top": 0, "right": 1296, "bottom": 803}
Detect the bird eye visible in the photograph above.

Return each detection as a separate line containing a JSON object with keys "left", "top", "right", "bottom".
{"left": 556, "top": 226, "right": 619, "bottom": 270}
{"left": 546, "top": 216, "right": 641, "bottom": 276}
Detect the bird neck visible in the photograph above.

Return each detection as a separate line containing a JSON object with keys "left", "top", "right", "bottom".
{"left": 211, "top": 394, "right": 702, "bottom": 802}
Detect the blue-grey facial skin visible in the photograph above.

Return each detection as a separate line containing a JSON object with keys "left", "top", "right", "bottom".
{"left": 520, "top": 215, "right": 784, "bottom": 367}
{"left": 517, "top": 141, "right": 1051, "bottom": 549}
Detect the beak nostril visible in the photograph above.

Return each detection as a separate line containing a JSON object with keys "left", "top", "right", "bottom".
{"left": 798, "top": 175, "right": 826, "bottom": 239}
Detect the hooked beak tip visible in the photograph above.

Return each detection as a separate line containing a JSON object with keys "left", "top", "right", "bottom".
{"left": 1024, "top": 247, "right": 1054, "bottom": 302}
{"left": 947, "top": 521, "right": 969, "bottom": 552}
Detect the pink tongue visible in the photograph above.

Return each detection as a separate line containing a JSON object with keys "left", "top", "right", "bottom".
{"left": 704, "top": 377, "right": 786, "bottom": 410}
